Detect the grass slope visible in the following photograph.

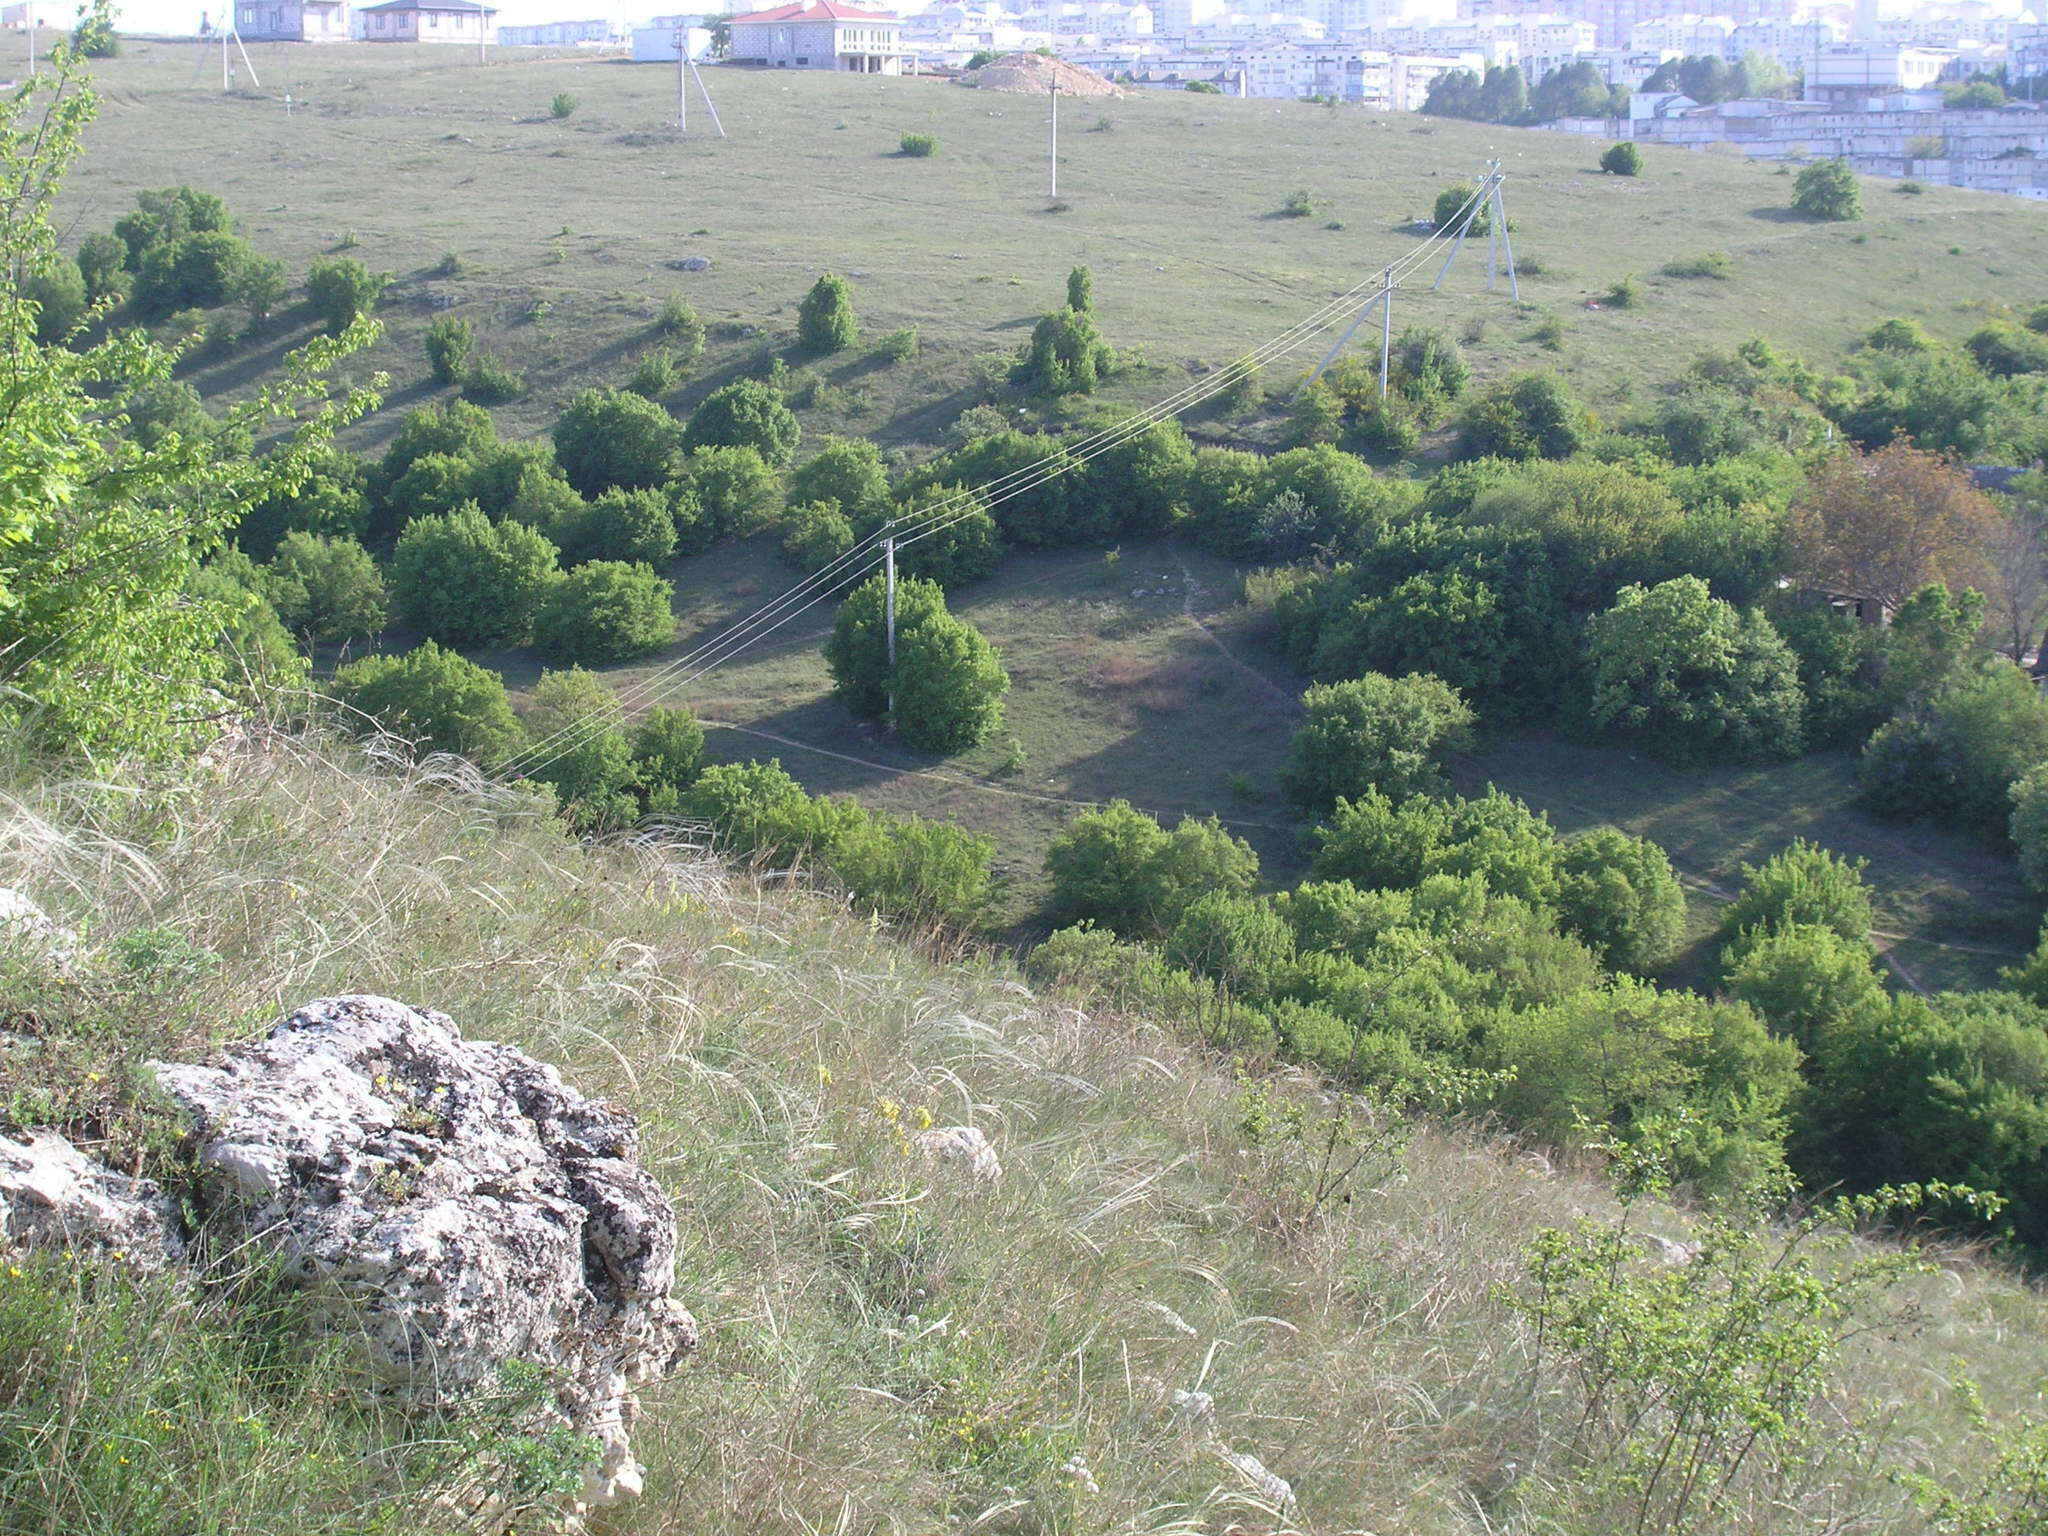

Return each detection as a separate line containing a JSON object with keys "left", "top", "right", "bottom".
{"left": 3, "top": 730, "right": 2047, "bottom": 1533}
{"left": 64, "top": 42, "right": 2048, "bottom": 453}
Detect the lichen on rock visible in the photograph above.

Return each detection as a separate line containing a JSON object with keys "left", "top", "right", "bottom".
{"left": 151, "top": 994, "right": 695, "bottom": 1506}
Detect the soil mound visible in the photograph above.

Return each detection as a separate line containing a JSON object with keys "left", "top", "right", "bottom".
{"left": 974, "top": 52, "right": 1122, "bottom": 98}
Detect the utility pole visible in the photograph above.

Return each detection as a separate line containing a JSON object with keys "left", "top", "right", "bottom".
{"left": 676, "top": 21, "right": 687, "bottom": 132}
{"left": 883, "top": 529, "right": 898, "bottom": 721}
{"left": 25, "top": 0, "right": 35, "bottom": 75}
{"left": 1377, "top": 264, "right": 1392, "bottom": 399}
{"left": 1048, "top": 78, "right": 1059, "bottom": 200}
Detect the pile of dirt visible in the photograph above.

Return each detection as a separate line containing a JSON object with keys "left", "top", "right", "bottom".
{"left": 973, "top": 52, "right": 1122, "bottom": 98}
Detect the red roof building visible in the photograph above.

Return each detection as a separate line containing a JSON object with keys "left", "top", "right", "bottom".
{"left": 726, "top": 0, "right": 905, "bottom": 72}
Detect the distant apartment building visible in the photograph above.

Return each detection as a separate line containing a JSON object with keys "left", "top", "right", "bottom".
{"left": 1729, "top": 18, "right": 1837, "bottom": 70}
{"left": 725, "top": 0, "right": 906, "bottom": 71}
{"left": 499, "top": 17, "right": 617, "bottom": 44}
{"left": 1453, "top": 0, "right": 1788, "bottom": 48}
{"left": 1806, "top": 42, "right": 1953, "bottom": 102}
{"left": 234, "top": 0, "right": 350, "bottom": 39}
{"left": 1627, "top": 12, "right": 1731, "bottom": 58}
{"left": 357, "top": 0, "right": 498, "bottom": 41}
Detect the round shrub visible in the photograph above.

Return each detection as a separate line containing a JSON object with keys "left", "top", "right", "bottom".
{"left": 552, "top": 388, "right": 683, "bottom": 496}
{"left": 532, "top": 560, "right": 676, "bottom": 665}
{"left": 332, "top": 640, "right": 523, "bottom": 766}
{"left": 683, "top": 378, "right": 801, "bottom": 467}
{"left": 390, "top": 503, "right": 561, "bottom": 648}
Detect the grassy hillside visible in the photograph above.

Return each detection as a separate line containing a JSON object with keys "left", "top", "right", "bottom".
{"left": 62, "top": 41, "right": 2048, "bottom": 452}
{"left": 4, "top": 728, "right": 2048, "bottom": 1534}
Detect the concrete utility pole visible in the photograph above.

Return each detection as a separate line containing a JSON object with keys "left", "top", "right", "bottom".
{"left": 883, "top": 530, "right": 898, "bottom": 719}
{"left": 1048, "top": 78, "right": 1059, "bottom": 199}
{"left": 676, "top": 21, "right": 687, "bottom": 131}
{"left": 26, "top": 1, "right": 35, "bottom": 75}
{"left": 1377, "top": 264, "right": 1392, "bottom": 398}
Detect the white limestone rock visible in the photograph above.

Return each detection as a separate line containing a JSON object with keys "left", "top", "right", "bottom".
{"left": 0, "top": 1130, "right": 184, "bottom": 1267}
{"left": 912, "top": 1124, "right": 1003, "bottom": 1186}
{"left": 152, "top": 995, "right": 696, "bottom": 1506}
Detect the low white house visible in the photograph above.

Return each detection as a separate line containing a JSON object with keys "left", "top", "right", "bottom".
{"left": 234, "top": 0, "right": 350, "bottom": 40}
{"left": 725, "top": 0, "right": 906, "bottom": 72}
{"left": 357, "top": 0, "right": 498, "bottom": 42}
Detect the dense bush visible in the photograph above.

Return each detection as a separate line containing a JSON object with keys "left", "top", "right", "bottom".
{"left": 1281, "top": 673, "right": 1475, "bottom": 812}
{"left": 657, "top": 292, "right": 706, "bottom": 358}
{"left": 632, "top": 704, "right": 706, "bottom": 813}
{"left": 532, "top": 560, "right": 676, "bottom": 665}
{"left": 332, "top": 640, "right": 523, "bottom": 765}
{"left": 1599, "top": 142, "right": 1643, "bottom": 176}
{"left": 824, "top": 574, "right": 1009, "bottom": 752}
{"left": 1045, "top": 799, "right": 1259, "bottom": 937}
{"left": 1552, "top": 827, "right": 1688, "bottom": 973}
{"left": 1457, "top": 372, "right": 1591, "bottom": 462}
{"left": 424, "top": 315, "right": 473, "bottom": 385}
{"left": 1020, "top": 305, "right": 1113, "bottom": 396}
{"left": 886, "top": 483, "right": 1003, "bottom": 588}
{"left": 21, "top": 254, "right": 86, "bottom": 341}
{"left": 236, "top": 445, "right": 370, "bottom": 558}
{"left": 304, "top": 255, "right": 388, "bottom": 333}
{"left": 680, "top": 444, "right": 782, "bottom": 545}
{"left": 133, "top": 230, "right": 253, "bottom": 315}
{"left": 897, "top": 132, "right": 938, "bottom": 157}
{"left": 1792, "top": 158, "right": 1861, "bottom": 222}
{"left": 264, "top": 532, "right": 388, "bottom": 643}
{"left": 1858, "top": 660, "right": 2048, "bottom": 839}
{"left": 390, "top": 504, "right": 561, "bottom": 648}
{"left": 1584, "top": 577, "right": 1806, "bottom": 764}
{"left": 553, "top": 486, "right": 677, "bottom": 568}
{"left": 797, "top": 272, "right": 860, "bottom": 354}
{"left": 521, "top": 667, "right": 638, "bottom": 828}
{"left": 683, "top": 378, "right": 801, "bottom": 467}
{"left": 552, "top": 388, "right": 682, "bottom": 496}
{"left": 789, "top": 437, "right": 891, "bottom": 524}
{"left": 780, "top": 500, "right": 856, "bottom": 574}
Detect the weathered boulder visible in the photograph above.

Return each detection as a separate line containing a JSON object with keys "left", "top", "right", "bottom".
{"left": 153, "top": 995, "right": 695, "bottom": 1506}
{"left": 0, "top": 887, "right": 75, "bottom": 969}
{"left": 0, "top": 1130, "right": 183, "bottom": 1268}
{"left": 913, "top": 1124, "right": 1003, "bottom": 1186}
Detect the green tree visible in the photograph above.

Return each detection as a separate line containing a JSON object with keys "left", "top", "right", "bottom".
{"left": 552, "top": 387, "right": 682, "bottom": 496}
{"left": 886, "top": 483, "right": 1003, "bottom": 588}
{"left": 1723, "top": 920, "right": 1886, "bottom": 1056}
{"left": 1488, "top": 978, "right": 1800, "bottom": 1195}
{"left": 132, "top": 229, "right": 254, "bottom": 315}
{"left": 891, "top": 612, "right": 1008, "bottom": 754}
{"left": 232, "top": 251, "right": 287, "bottom": 329}
{"left": 1553, "top": 827, "right": 1687, "bottom": 974}
{"left": 631, "top": 704, "right": 706, "bottom": 812}
{"left": 235, "top": 444, "right": 370, "bottom": 558}
{"left": 1457, "top": 371, "right": 1591, "bottom": 462}
{"left": 1434, "top": 180, "right": 1494, "bottom": 233}
{"left": 1289, "top": 382, "right": 1344, "bottom": 448}
{"left": 683, "top": 378, "right": 802, "bottom": 467}
{"left": 532, "top": 560, "right": 675, "bottom": 665}
{"left": 1045, "top": 799, "right": 1258, "bottom": 936}
{"left": 1167, "top": 893, "right": 1295, "bottom": 1002}
{"left": 74, "top": 230, "right": 127, "bottom": 305}
{"left": 1599, "top": 141, "right": 1643, "bottom": 176}
{"left": 823, "top": 571, "right": 947, "bottom": 717}
{"left": 263, "top": 532, "right": 387, "bottom": 643}
{"left": 657, "top": 291, "right": 706, "bottom": 358}
{"left": 824, "top": 573, "right": 1009, "bottom": 751}
{"left": 796, "top": 272, "right": 859, "bottom": 354}
{"left": 1792, "top": 158, "right": 1861, "bottom": 222}
{"left": 113, "top": 185, "right": 230, "bottom": 269}
{"left": 390, "top": 503, "right": 561, "bottom": 648}
{"left": 1281, "top": 673, "right": 1476, "bottom": 812}
{"left": 0, "top": 52, "right": 375, "bottom": 761}
{"left": 20, "top": 253, "right": 86, "bottom": 342}
{"left": 680, "top": 444, "right": 782, "bottom": 545}
{"left": 1718, "top": 838, "right": 1874, "bottom": 965}
{"left": 333, "top": 640, "right": 522, "bottom": 766}
{"left": 304, "top": 255, "right": 389, "bottom": 334}
{"left": 1859, "top": 660, "right": 2048, "bottom": 838}
{"left": 1066, "top": 264, "right": 1094, "bottom": 312}
{"left": 521, "top": 667, "right": 639, "bottom": 829}
{"left": 1021, "top": 305, "right": 1113, "bottom": 396}
{"left": 780, "top": 500, "right": 856, "bottom": 574}
{"left": 553, "top": 486, "right": 676, "bottom": 568}
{"left": 788, "top": 436, "right": 890, "bottom": 523}
{"left": 2012, "top": 763, "right": 2048, "bottom": 895}
{"left": 1584, "top": 577, "right": 1806, "bottom": 765}
{"left": 424, "top": 315, "right": 474, "bottom": 386}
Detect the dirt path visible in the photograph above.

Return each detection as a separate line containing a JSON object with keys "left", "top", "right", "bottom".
{"left": 1171, "top": 550, "right": 1301, "bottom": 712}
{"left": 698, "top": 718, "right": 1298, "bottom": 835}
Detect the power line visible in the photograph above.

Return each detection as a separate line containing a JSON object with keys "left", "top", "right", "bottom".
{"left": 498, "top": 174, "right": 1505, "bottom": 785}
